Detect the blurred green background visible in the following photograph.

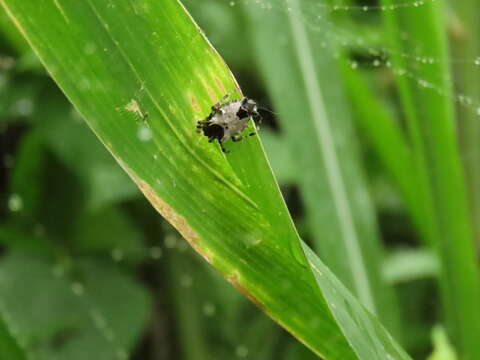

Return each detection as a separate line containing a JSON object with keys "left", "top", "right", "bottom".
{"left": 1, "top": 0, "right": 479, "bottom": 359}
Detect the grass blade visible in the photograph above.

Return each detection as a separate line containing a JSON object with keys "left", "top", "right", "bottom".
{"left": 339, "top": 60, "right": 432, "bottom": 245}
{"left": 450, "top": 0, "right": 480, "bottom": 245}
{"left": 381, "top": 0, "right": 480, "bottom": 357}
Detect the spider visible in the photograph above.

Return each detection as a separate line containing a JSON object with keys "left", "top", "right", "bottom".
{"left": 196, "top": 95, "right": 262, "bottom": 153}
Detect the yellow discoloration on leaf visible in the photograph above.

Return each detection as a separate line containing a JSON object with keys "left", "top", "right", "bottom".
{"left": 227, "top": 272, "right": 266, "bottom": 311}
{"left": 214, "top": 76, "right": 227, "bottom": 95}
{"left": 190, "top": 95, "right": 201, "bottom": 113}
{"left": 206, "top": 86, "right": 217, "bottom": 102}
{"left": 133, "top": 177, "right": 214, "bottom": 264}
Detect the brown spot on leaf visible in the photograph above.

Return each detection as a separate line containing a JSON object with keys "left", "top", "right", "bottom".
{"left": 227, "top": 273, "right": 266, "bottom": 311}
{"left": 214, "top": 76, "right": 226, "bottom": 95}
{"left": 190, "top": 95, "right": 201, "bottom": 113}
{"left": 206, "top": 87, "right": 217, "bottom": 102}
{"left": 133, "top": 177, "right": 212, "bottom": 264}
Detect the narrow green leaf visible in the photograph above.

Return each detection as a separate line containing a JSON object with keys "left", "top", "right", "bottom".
{"left": 339, "top": 61, "right": 428, "bottom": 242}
{"left": 303, "top": 244, "right": 411, "bottom": 360}
{"left": 450, "top": 0, "right": 480, "bottom": 246}
{"left": 381, "top": 0, "right": 480, "bottom": 358}
{"left": 383, "top": 249, "right": 439, "bottom": 284}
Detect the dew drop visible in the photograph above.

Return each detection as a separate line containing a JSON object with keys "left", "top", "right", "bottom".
{"left": 90, "top": 309, "right": 107, "bottom": 329}
{"left": 149, "top": 246, "right": 162, "bottom": 260}
{"left": 164, "top": 235, "right": 177, "bottom": 249}
{"left": 202, "top": 302, "right": 216, "bottom": 316}
{"left": 137, "top": 125, "right": 152, "bottom": 142}
{"left": 8, "top": 194, "right": 23, "bottom": 212}
{"left": 11, "top": 98, "right": 34, "bottom": 117}
{"left": 116, "top": 350, "right": 128, "bottom": 360}
{"left": 235, "top": 345, "right": 248, "bottom": 358}
{"left": 71, "top": 282, "right": 85, "bottom": 296}
{"left": 52, "top": 264, "right": 65, "bottom": 277}
{"left": 242, "top": 232, "right": 263, "bottom": 248}
{"left": 180, "top": 274, "right": 193, "bottom": 288}
{"left": 418, "top": 79, "right": 431, "bottom": 88}
{"left": 111, "top": 248, "right": 124, "bottom": 262}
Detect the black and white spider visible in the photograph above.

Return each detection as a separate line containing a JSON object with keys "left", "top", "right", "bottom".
{"left": 196, "top": 95, "right": 262, "bottom": 153}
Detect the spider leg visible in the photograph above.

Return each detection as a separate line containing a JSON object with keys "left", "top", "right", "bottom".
{"left": 211, "top": 94, "right": 230, "bottom": 112}
{"left": 253, "top": 114, "right": 263, "bottom": 128}
{"left": 212, "top": 94, "right": 230, "bottom": 113}
{"left": 218, "top": 139, "right": 229, "bottom": 153}
{"left": 231, "top": 135, "right": 244, "bottom": 142}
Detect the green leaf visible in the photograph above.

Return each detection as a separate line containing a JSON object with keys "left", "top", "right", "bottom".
{"left": 0, "top": 0, "right": 412, "bottom": 358}
{"left": 450, "top": 0, "right": 480, "bottom": 246}
{"left": 0, "top": 252, "right": 150, "bottom": 360}
{"left": 383, "top": 248, "right": 439, "bottom": 284}
{"left": 339, "top": 60, "right": 429, "bottom": 243}
{"left": 0, "top": 318, "right": 27, "bottom": 360}
{"left": 427, "top": 326, "right": 458, "bottom": 360}
{"left": 303, "top": 243, "right": 411, "bottom": 360}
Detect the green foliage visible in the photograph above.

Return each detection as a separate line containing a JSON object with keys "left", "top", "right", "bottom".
{"left": 0, "top": 0, "right": 479, "bottom": 359}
